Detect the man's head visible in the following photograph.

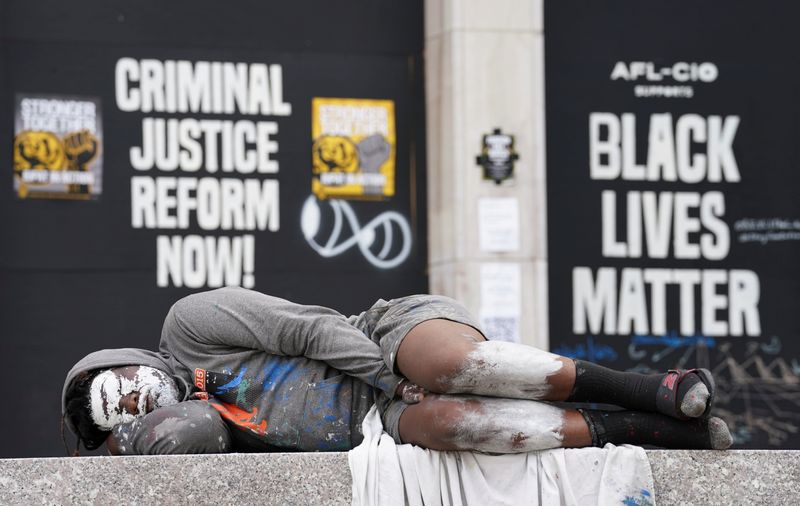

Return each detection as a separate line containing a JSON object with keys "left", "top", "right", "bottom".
{"left": 63, "top": 365, "right": 180, "bottom": 450}
{"left": 88, "top": 365, "right": 181, "bottom": 430}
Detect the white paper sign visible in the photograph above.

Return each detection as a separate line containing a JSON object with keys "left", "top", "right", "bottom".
{"left": 478, "top": 197, "right": 520, "bottom": 252}
{"left": 479, "top": 262, "right": 521, "bottom": 342}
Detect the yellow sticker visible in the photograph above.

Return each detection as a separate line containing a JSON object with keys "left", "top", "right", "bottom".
{"left": 13, "top": 94, "right": 103, "bottom": 200}
{"left": 311, "top": 97, "right": 395, "bottom": 200}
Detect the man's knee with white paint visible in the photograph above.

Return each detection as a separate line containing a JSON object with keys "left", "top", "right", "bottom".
{"left": 401, "top": 395, "right": 566, "bottom": 453}
{"left": 442, "top": 341, "right": 565, "bottom": 400}
{"left": 448, "top": 397, "right": 566, "bottom": 453}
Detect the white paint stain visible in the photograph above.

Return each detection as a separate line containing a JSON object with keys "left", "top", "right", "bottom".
{"left": 89, "top": 366, "right": 181, "bottom": 430}
{"left": 449, "top": 395, "right": 565, "bottom": 453}
{"left": 443, "top": 341, "right": 563, "bottom": 399}
{"left": 153, "top": 416, "right": 193, "bottom": 443}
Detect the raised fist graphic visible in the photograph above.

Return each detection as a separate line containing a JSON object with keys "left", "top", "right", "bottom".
{"left": 63, "top": 129, "right": 99, "bottom": 171}
{"left": 356, "top": 134, "right": 390, "bottom": 174}
{"left": 312, "top": 135, "right": 359, "bottom": 175}
{"left": 13, "top": 131, "right": 65, "bottom": 171}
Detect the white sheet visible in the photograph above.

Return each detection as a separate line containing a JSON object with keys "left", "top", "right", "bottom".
{"left": 349, "top": 406, "right": 656, "bottom": 506}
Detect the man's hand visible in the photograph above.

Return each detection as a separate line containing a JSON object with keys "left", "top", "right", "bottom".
{"left": 396, "top": 380, "right": 426, "bottom": 404}
{"left": 105, "top": 432, "right": 122, "bottom": 455}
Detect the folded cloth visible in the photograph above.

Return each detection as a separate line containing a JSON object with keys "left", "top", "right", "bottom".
{"left": 349, "top": 405, "right": 655, "bottom": 506}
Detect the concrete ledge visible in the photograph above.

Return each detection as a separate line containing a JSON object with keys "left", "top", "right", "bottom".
{"left": 648, "top": 450, "right": 800, "bottom": 505}
{"left": 0, "top": 450, "right": 797, "bottom": 505}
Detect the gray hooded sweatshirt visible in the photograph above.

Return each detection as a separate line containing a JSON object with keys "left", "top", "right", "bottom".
{"left": 62, "top": 287, "right": 404, "bottom": 454}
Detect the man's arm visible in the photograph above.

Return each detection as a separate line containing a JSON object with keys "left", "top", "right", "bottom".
{"left": 107, "top": 400, "right": 232, "bottom": 455}
{"left": 160, "top": 287, "right": 403, "bottom": 395}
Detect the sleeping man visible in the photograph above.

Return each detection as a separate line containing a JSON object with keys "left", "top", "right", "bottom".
{"left": 62, "top": 287, "right": 732, "bottom": 455}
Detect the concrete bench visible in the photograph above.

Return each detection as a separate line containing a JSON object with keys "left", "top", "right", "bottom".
{"left": 0, "top": 450, "right": 797, "bottom": 505}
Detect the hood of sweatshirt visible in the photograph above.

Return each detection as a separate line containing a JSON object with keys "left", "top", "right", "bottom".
{"left": 61, "top": 348, "right": 191, "bottom": 439}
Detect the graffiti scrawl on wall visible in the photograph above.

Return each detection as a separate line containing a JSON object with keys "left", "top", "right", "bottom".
{"left": 300, "top": 195, "right": 411, "bottom": 269}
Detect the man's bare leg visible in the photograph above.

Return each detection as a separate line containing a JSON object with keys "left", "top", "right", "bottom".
{"left": 396, "top": 319, "right": 711, "bottom": 417}
{"left": 395, "top": 319, "right": 576, "bottom": 401}
{"left": 397, "top": 394, "right": 731, "bottom": 451}
{"left": 395, "top": 320, "right": 730, "bottom": 450}
{"left": 398, "top": 394, "right": 591, "bottom": 452}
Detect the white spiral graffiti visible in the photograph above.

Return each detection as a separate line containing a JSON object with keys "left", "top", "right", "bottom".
{"left": 301, "top": 195, "right": 412, "bottom": 269}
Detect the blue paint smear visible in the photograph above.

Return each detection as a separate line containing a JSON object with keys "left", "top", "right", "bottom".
{"left": 552, "top": 337, "right": 618, "bottom": 362}
{"left": 314, "top": 382, "right": 343, "bottom": 413}
{"left": 214, "top": 367, "right": 247, "bottom": 394}
{"left": 261, "top": 360, "right": 299, "bottom": 392}
{"left": 632, "top": 333, "right": 716, "bottom": 348}
{"left": 621, "top": 490, "right": 653, "bottom": 506}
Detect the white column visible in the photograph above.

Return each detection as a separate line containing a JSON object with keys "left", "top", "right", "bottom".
{"left": 424, "top": 0, "right": 548, "bottom": 349}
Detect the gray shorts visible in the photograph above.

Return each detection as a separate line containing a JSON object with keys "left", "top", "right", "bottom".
{"left": 351, "top": 294, "right": 483, "bottom": 443}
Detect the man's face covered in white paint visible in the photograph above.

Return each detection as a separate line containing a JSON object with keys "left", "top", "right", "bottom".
{"left": 89, "top": 365, "right": 180, "bottom": 430}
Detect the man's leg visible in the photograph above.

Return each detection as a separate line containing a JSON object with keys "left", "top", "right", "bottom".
{"left": 398, "top": 394, "right": 731, "bottom": 452}
{"left": 398, "top": 394, "right": 590, "bottom": 452}
{"left": 396, "top": 319, "right": 711, "bottom": 418}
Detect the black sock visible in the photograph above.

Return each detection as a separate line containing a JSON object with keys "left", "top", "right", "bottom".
{"left": 567, "top": 359, "right": 700, "bottom": 414}
{"left": 579, "top": 409, "right": 718, "bottom": 449}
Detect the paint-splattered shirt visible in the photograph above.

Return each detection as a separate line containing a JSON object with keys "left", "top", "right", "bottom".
{"left": 112, "top": 287, "right": 402, "bottom": 453}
